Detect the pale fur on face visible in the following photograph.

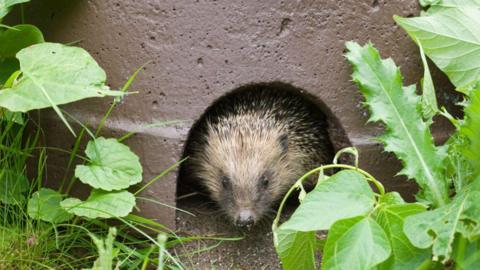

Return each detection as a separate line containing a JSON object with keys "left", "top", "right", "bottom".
{"left": 191, "top": 113, "right": 307, "bottom": 223}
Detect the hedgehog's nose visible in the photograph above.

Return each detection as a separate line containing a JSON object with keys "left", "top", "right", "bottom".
{"left": 235, "top": 209, "right": 254, "bottom": 228}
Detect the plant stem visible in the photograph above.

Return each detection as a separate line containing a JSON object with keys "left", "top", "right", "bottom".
{"left": 96, "top": 63, "right": 148, "bottom": 137}
{"left": 60, "top": 128, "right": 85, "bottom": 193}
{"left": 416, "top": 259, "right": 433, "bottom": 270}
{"left": 454, "top": 236, "right": 467, "bottom": 270}
{"left": 134, "top": 157, "right": 188, "bottom": 196}
{"left": 32, "top": 146, "right": 88, "bottom": 161}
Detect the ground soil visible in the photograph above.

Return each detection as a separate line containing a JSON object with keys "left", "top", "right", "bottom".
{"left": 174, "top": 195, "right": 297, "bottom": 270}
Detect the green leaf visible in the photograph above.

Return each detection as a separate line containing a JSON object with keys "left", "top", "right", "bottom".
{"left": 444, "top": 134, "right": 474, "bottom": 193}
{"left": 452, "top": 236, "right": 480, "bottom": 270}
{"left": 404, "top": 193, "right": 469, "bottom": 262}
{"left": 271, "top": 170, "right": 368, "bottom": 270}
{"left": 419, "top": 0, "right": 441, "bottom": 6}
{"left": 75, "top": 137, "right": 143, "bottom": 191}
{"left": 61, "top": 189, "right": 136, "bottom": 219}
{"left": 0, "top": 21, "right": 38, "bottom": 86}
{"left": 378, "top": 192, "right": 405, "bottom": 205}
{"left": 0, "top": 169, "right": 28, "bottom": 204}
{"left": 441, "top": 89, "right": 478, "bottom": 194}
{"left": 0, "top": 109, "right": 24, "bottom": 124}
{"left": 459, "top": 87, "right": 480, "bottom": 178}
{"left": 457, "top": 181, "right": 480, "bottom": 239}
{"left": 0, "top": 57, "right": 18, "bottom": 85}
{"left": 0, "top": 43, "right": 123, "bottom": 135}
{"left": 375, "top": 203, "right": 430, "bottom": 270}
{"left": 394, "top": 8, "right": 480, "bottom": 89}
{"left": 27, "top": 188, "right": 73, "bottom": 223}
{"left": 425, "top": 0, "right": 480, "bottom": 13}
{"left": 0, "top": 24, "right": 44, "bottom": 58}
{"left": 274, "top": 229, "right": 317, "bottom": 270}
{"left": 345, "top": 41, "right": 448, "bottom": 207}
{"left": 0, "top": 0, "right": 30, "bottom": 19}
{"left": 0, "top": 42, "right": 120, "bottom": 112}
{"left": 322, "top": 216, "right": 391, "bottom": 270}
{"left": 418, "top": 39, "right": 438, "bottom": 120}
{"left": 2, "top": 69, "right": 20, "bottom": 88}
{"left": 279, "top": 170, "right": 375, "bottom": 232}
{"left": 403, "top": 176, "right": 480, "bottom": 262}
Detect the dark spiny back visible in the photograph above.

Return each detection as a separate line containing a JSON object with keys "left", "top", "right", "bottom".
{"left": 178, "top": 82, "right": 334, "bottom": 193}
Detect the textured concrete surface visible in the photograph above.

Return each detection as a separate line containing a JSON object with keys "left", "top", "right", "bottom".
{"left": 13, "top": 0, "right": 460, "bottom": 234}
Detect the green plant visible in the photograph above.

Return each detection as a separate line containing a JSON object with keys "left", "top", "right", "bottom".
{"left": 1, "top": 2, "right": 239, "bottom": 269}
{"left": 0, "top": 0, "right": 137, "bottom": 221}
{"left": 273, "top": 1, "right": 480, "bottom": 269}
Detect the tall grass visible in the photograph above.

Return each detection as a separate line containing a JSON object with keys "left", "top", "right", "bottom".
{"left": 0, "top": 117, "right": 163, "bottom": 269}
{"left": 0, "top": 113, "right": 238, "bottom": 269}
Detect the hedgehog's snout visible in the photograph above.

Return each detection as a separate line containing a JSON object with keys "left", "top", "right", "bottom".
{"left": 234, "top": 209, "right": 255, "bottom": 229}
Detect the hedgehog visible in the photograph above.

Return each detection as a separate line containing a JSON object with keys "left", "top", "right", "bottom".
{"left": 181, "top": 82, "right": 334, "bottom": 228}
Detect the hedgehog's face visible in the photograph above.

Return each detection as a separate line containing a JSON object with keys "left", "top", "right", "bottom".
{"left": 196, "top": 123, "right": 295, "bottom": 229}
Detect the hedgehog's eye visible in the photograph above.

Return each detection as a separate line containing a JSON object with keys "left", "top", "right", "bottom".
{"left": 221, "top": 176, "right": 230, "bottom": 188}
{"left": 260, "top": 175, "right": 269, "bottom": 188}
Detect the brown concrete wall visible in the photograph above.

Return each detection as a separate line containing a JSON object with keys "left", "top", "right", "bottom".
{"left": 14, "top": 0, "right": 458, "bottom": 228}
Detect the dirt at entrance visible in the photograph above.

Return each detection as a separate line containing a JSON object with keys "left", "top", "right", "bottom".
{"left": 175, "top": 196, "right": 296, "bottom": 270}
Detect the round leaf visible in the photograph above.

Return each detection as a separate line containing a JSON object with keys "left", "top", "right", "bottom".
{"left": 75, "top": 137, "right": 143, "bottom": 191}
{"left": 27, "top": 188, "right": 73, "bottom": 223}
{"left": 61, "top": 190, "right": 135, "bottom": 219}
{"left": 0, "top": 24, "right": 44, "bottom": 58}
{"left": 0, "top": 42, "right": 122, "bottom": 112}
